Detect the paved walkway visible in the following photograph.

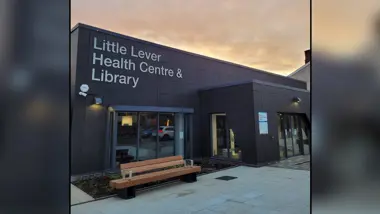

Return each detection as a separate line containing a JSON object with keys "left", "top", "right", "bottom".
{"left": 71, "top": 166, "right": 310, "bottom": 214}
{"left": 71, "top": 184, "right": 94, "bottom": 205}
{"left": 269, "top": 155, "right": 310, "bottom": 171}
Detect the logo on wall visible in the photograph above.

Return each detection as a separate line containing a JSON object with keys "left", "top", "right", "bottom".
{"left": 90, "top": 37, "right": 184, "bottom": 88}
{"left": 79, "top": 84, "right": 89, "bottom": 97}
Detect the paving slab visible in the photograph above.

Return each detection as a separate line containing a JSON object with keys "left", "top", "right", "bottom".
{"left": 269, "top": 155, "right": 310, "bottom": 170}
{"left": 71, "top": 166, "right": 310, "bottom": 214}
{"left": 71, "top": 184, "right": 94, "bottom": 205}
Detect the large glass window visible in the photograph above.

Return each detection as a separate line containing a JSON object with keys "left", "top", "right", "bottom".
{"left": 139, "top": 112, "right": 158, "bottom": 160}
{"left": 110, "top": 111, "right": 189, "bottom": 168}
{"left": 157, "top": 113, "right": 175, "bottom": 158}
{"left": 116, "top": 112, "right": 138, "bottom": 165}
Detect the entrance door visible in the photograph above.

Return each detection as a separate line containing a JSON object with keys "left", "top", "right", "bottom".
{"left": 277, "top": 113, "right": 310, "bottom": 159}
{"left": 299, "top": 117, "right": 310, "bottom": 155}
{"left": 211, "top": 113, "right": 230, "bottom": 158}
{"left": 290, "top": 115, "right": 302, "bottom": 156}
{"left": 216, "top": 115, "right": 228, "bottom": 157}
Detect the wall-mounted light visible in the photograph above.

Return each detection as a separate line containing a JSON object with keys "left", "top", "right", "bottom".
{"left": 94, "top": 97, "right": 103, "bottom": 105}
{"left": 292, "top": 97, "right": 302, "bottom": 103}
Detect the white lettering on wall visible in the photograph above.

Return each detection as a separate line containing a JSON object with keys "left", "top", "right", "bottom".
{"left": 90, "top": 37, "right": 183, "bottom": 88}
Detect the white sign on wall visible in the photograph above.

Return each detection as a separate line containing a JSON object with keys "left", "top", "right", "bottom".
{"left": 258, "top": 112, "right": 268, "bottom": 122}
{"left": 258, "top": 112, "right": 268, "bottom": 134}
{"left": 90, "top": 37, "right": 184, "bottom": 88}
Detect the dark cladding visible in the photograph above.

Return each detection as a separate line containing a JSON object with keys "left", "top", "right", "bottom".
{"left": 70, "top": 23, "right": 310, "bottom": 175}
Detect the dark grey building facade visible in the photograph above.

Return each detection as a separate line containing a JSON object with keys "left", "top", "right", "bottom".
{"left": 71, "top": 23, "right": 310, "bottom": 175}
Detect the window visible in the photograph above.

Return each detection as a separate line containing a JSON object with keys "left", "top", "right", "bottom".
{"left": 158, "top": 113, "right": 175, "bottom": 158}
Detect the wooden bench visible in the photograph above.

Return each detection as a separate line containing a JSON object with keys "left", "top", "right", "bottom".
{"left": 109, "top": 155, "right": 201, "bottom": 199}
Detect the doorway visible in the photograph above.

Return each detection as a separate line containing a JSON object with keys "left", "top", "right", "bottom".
{"left": 211, "top": 113, "right": 227, "bottom": 157}
{"left": 277, "top": 113, "right": 310, "bottom": 159}
{"left": 210, "top": 113, "right": 241, "bottom": 160}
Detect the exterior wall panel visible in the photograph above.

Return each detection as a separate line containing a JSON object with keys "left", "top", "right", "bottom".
{"left": 252, "top": 82, "right": 310, "bottom": 164}
{"left": 71, "top": 24, "right": 310, "bottom": 174}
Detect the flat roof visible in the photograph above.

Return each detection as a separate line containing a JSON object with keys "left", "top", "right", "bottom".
{"left": 71, "top": 23, "right": 306, "bottom": 86}
{"left": 199, "top": 79, "right": 309, "bottom": 93}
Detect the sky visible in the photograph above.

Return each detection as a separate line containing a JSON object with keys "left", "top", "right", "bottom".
{"left": 71, "top": 0, "right": 310, "bottom": 76}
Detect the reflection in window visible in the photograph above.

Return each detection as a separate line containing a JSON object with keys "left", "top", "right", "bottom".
{"left": 121, "top": 115, "right": 133, "bottom": 126}
{"left": 277, "top": 113, "right": 310, "bottom": 158}
{"left": 157, "top": 113, "right": 175, "bottom": 158}
{"left": 301, "top": 119, "right": 310, "bottom": 155}
{"left": 139, "top": 112, "right": 158, "bottom": 160}
{"left": 116, "top": 112, "right": 137, "bottom": 166}
{"left": 291, "top": 116, "right": 301, "bottom": 156}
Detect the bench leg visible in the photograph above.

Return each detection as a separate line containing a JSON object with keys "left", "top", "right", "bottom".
{"left": 181, "top": 173, "right": 197, "bottom": 183}
{"left": 116, "top": 186, "right": 136, "bottom": 199}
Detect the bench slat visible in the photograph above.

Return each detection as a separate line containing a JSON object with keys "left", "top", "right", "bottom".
{"left": 125, "top": 160, "right": 185, "bottom": 174}
{"left": 111, "top": 166, "right": 201, "bottom": 189}
{"left": 120, "top": 156, "right": 183, "bottom": 170}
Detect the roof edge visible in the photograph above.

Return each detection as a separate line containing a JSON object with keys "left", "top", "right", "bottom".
{"left": 71, "top": 22, "right": 305, "bottom": 82}
{"left": 199, "top": 79, "right": 309, "bottom": 93}
{"left": 288, "top": 62, "right": 310, "bottom": 77}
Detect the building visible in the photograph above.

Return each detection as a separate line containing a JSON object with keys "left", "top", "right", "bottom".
{"left": 70, "top": 23, "right": 310, "bottom": 175}
{"left": 288, "top": 50, "right": 310, "bottom": 90}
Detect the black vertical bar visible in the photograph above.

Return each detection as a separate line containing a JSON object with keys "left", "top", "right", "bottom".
{"left": 209, "top": 114, "right": 213, "bottom": 156}
{"left": 172, "top": 113, "right": 179, "bottom": 156}
{"left": 189, "top": 114, "right": 194, "bottom": 159}
{"left": 136, "top": 112, "right": 140, "bottom": 161}
{"left": 186, "top": 114, "right": 190, "bottom": 158}
{"left": 156, "top": 112, "right": 159, "bottom": 159}
{"left": 111, "top": 112, "right": 117, "bottom": 169}
{"left": 104, "top": 110, "right": 111, "bottom": 169}
{"left": 183, "top": 114, "right": 187, "bottom": 158}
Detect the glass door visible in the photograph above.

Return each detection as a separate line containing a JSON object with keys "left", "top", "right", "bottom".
{"left": 284, "top": 115, "right": 294, "bottom": 157}
{"left": 277, "top": 113, "right": 310, "bottom": 159}
{"left": 290, "top": 115, "right": 301, "bottom": 156}
{"left": 216, "top": 115, "right": 228, "bottom": 157}
{"left": 299, "top": 116, "right": 310, "bottom": 155}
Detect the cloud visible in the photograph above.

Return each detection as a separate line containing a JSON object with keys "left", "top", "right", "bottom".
{"left": 71, "top": 0, "right": 310, "bottom": 75}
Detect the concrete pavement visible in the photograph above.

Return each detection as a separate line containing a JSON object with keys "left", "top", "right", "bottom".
{"left": 270, "top": 155, "right": 310, "bottom": 171}
{"left": 71, "top": 166, "right": 310, "bottom": 214}
{"left": 71, "top": 184, "right": 94, "bottom": 205}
